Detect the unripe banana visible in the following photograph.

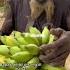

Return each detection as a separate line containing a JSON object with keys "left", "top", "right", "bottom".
{"left": 0, "top": 45, "right": 9, "bottom": 56}
{"left": 5, "top": 58, "right": 16, "bottom": 70}
{"left": 26, "top": 44, "right": 40, "bottom": 55}
{"left": 0, "top": 36, "right": 6, "bottom": 45}
{"left": 0, "top": 55, "right": 7, "bottom": 69}
{"left": 5, "top": 58, "right": 16, "bottom": 64}
{"left": 14, "top": 31, "right": 28, "bottom": 45}
{"left": 23, "top": 33, "right": 40, "bottom": 46}
{"left": 10, "top": 31, "right": 16, "bottom": 36}
{"left": 26, "top": 57, "right": 40, "bottom": 70}
{"left": 48, "top": 34, "right": 55, "bottom": 44}
{"left": 29, "top": 27, "right": 41, "bottom": 34}
{"left": 11, "top": 51, "right": 33, "bottom": 63}
{"left": 42, "top": 27, "right": 50, "bottom": 44}
{"left": 19, "top": 45, "right": 28, "bottom": 51}
{"left": 29, "top": 27, "right": 42, "bottom": 45}
{"left": 5, "top": 36, "right": 18, "bottom": 46}
{"left": 0, "top": 55, "right": 6, "bottom": 64}
{"left": 10, "top": 46, "right": 21, "bottom": 55}
{"left": 20, "top": 44, "right": 40, "bottom": 56}
{"left": 28, "top": 57, "right": 40, "bottom": 64}
{"left": 41, "top": 64, "right": 64, "bottom": 70}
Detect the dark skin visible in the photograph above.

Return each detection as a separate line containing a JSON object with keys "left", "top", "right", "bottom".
{"left": 34, "top": 0, "right": 70, "bottom": 66}
{"left": 1, "top": 0, "right": 70, "bottom": 66}
{"left": 39, "top": 28, "right": 70, "bottom": 66}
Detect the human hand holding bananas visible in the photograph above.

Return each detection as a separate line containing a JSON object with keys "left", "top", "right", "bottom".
{"left": 0, "top": 26, "right": 66, "bottom": 70}
{"left": 39, "top": 28, "right": 70, "bottom": 66}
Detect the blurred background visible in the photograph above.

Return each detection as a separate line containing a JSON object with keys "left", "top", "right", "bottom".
{"left": 0, "top": 0, "right": 6, "bottom": 30}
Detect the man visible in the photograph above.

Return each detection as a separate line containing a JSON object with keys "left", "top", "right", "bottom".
{"left": 0, "top": 0, "right": 70, "bottom": 66}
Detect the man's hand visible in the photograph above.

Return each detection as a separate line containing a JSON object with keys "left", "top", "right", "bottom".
{"left": 39, "top": 28, "right": 70, "bottom": 66}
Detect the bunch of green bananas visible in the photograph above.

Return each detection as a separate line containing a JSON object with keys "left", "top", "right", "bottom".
{"left": 0, "top": 44, "right": 40, "bottom": 70}
{"left": 0, "top": 27, "right": 64, "bottom": 70}
{"left": 0, "top": 26, "right": 55, "bottom": 47}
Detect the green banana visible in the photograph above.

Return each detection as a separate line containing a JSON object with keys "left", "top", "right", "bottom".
{"left": 27, "top": 57, "right": 40, "bottom": 64}
{"left": 10, "top": 46, "right": 21, "bottom": 55}
{"left": 5, "top": 58, "right": 16, "bottom": 64}
{"left": 11, "top": 51, "right": 33, "bottom": 63}
{"left": 29, "top": 27, "right": 41, "bottom": 34}
{"left": 41, "top": 64, "right": 64, "bottom": 70}
{"left": 29, "top": 27, "right": 42, "bottom": 45}
{"left": 23, "top": 33, "right": 40, "bottom": 46}
{"left": 0, "top": 55, "right": 6, "bottom": 69}
{"left": 0, "top": 36, "right": 6, "bottom": 45}
{"left": 10, "top": 31, "right": 16, "bottom": 36}
{"left": 0, "top": 45, "right": 9, "bottom": 56}
{"left": 26, "top": 44, "right": 40, "bottom": 55}
{"left": 26, "top": 57, "right": 40, "bottom": 70}
{"left": 42, "top": 27, "right": 50, "bottom": 44}
{"left": 0, "top": 55, "right": 6, "bottom": 64}
{"left": 19, "top": 45, "right": 28, "bottom": 51}
{"left": 14, "top": 31, "right": 21, "bottom": 37}
{"left": 4, "top": 58, "right": 16, "bottom": 70}
{"left": 48, "top": 34, "right": 55, "bottom": 44}
{"left": 14, "top": 31, "right": 28, "bottom": 45}
{"left": 5, "top": 36, "right": 18, "bottom": 46}
{"left": 20, "top": 44, "right": 39, "bottom": 55}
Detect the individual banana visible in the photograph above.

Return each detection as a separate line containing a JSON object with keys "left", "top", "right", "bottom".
{"left": 48, "top": 34, "right": 55, "bottom": 44}
{"left": 5, "top": 58, "right": 16, "bottom": 70}
{"left": 14, "top": 31, "right": 28, "bottom": 45}
{"left": 26, "top": 57, "right": 40, "bottom": 70}
{"left": 5, "top": 36, "right": 18, "bottom": 46}
{"left": 23, "top": 33, "right": 40, "bottom": 46}
{"left": 10, "top": 46, "right": 21, "bottom": 55}
{"left": 0, "top": 36, "right": 6, "bottom": 45}
{"left": 0, "top": 45, "right": 9, "bottom": 56}
{"left": 26, "top": 44, "right": 40, "bottom": 56}
{"left": 19, "top": 45, "right": 28, "bottom": 51}
{"left": 10, "top": 31, "right": 16, "bottom": 36}
{"left": 29, "top": 27, "right": 41, "bottom": 34}
{"left": 27, "top": 57, "right": 40, "bottom": 64}
{"left": 41, "top": 64, "right": 64, "bottom": 70}
{"left": 29, "top": 27, "right": 42, "bottom": 45}
{"left": 20, "top": 44, "right": 40, "bottom": 56}
{"left": 5, "top": 58, "right": 16, "bottom": 64}
{"left": 0, "top": 55, "right": 6, "bottom": 64}
{"left": 0, "top": 55, "right": 7, "bottom": 69}
{"left": 11, "top": 51, "right": 33, "bottom": 63}
{"left": 42, "top": 27, "right": 50, "bottom": 44}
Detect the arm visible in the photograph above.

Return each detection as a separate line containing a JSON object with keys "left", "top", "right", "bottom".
{"left": 39, "top": 14, "right": 70, "bottom": 66}
{"left": 0, "top": 0, "right": 14, "bottom": 35}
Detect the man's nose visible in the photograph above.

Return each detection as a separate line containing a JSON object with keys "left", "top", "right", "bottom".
{"left": 36, "top": 0, "right": 47, "bottom": 4}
